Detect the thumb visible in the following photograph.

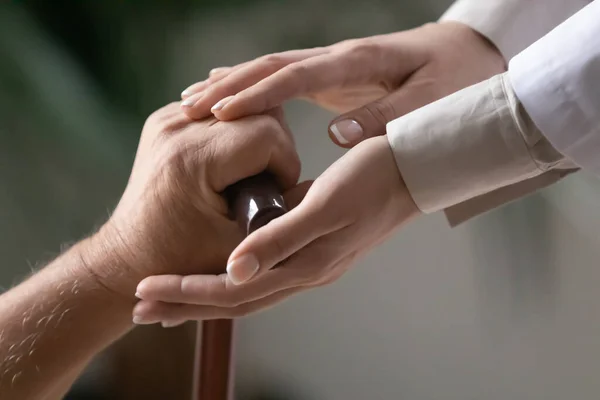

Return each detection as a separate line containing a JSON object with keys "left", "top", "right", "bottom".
{"left": 225, "top": 194, "right": 333, "bottom": 285}
{"left": 328, "top": 86, "right": 433, "bottom": 148}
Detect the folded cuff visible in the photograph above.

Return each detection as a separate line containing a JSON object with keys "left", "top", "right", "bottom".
{"left": 386, "top": 72, "right": 566, "bottom": 214}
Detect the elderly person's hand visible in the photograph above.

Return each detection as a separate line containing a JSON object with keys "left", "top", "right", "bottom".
{"left": 179, "top": 22, "right": 505, "bottom": 146}
{"left": 96, "top": 104, "right": 302, "bottom": 299}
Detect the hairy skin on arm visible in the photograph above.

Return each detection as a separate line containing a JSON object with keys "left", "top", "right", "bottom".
{"left": 0, "top": 239, "right": 133, "bottom": 399}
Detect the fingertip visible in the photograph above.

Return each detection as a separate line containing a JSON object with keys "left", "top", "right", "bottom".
{"left": 136, "top": 274, "right": 182, "bottom": 300}
{"left": 132, "top": 300, "right": 154, "bottom": 320}
{"left": 181, "top": 80, "right": 209, "bottom": 99}
{"left": 209, "top": 66, "right": 231, "bottom": 77}
{"left": 227, "top": 205, "right": 320, "bottom": 279}
{"left": 328, "top": 119, "right": 364, "bottom": 148}
{"left": 210, "top": 95, "right": 236, "bottom": 113}
{"left": 133, "top": 300, "right": 180, "bottom": 323}
{"left": 211, "top": 95, "right": 255, "bottom": 121}
{"left": 135, "top": 278, "right": 151, "bottom": 297}
{"left": 226, "top": 253, "right": 259, "bottom": 285}
{"left": 211, "top": 106, "right": 237, "bottom": 121}
{"left": 181, "top": 92, "right": 203, "bottom": 109}
{"left": 181, "top": 96, "right": 214, "bottom": 120}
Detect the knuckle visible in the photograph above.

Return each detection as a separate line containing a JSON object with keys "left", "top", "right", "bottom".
{"left": 287, "top": 64, "right": 308, "bottom": 92}
{"left": 364, "top": 98, "right": 396, "bottom": 125}
{"left": 161, "top": 141, "right": 188, "bottom": 175}
{"left": 262, "top": 113, "right": 283, "bottom": 132}
{"left": 211, "top": 275, "right": 235, "bottom": 306}
{"left": 337, "top": 38, "right": 379, "bottom": 57}
{"left": 145, "top": 110, "right": 161, "bottom": 127}
{"left": 252, "top": 114, "right": 283, "bottom": 144}
{"left": 146, "top": 104, "right": 170, "bottom": 124}
{"left": 262, "top": 54, "right": 288, "bottom": 68}
{"left": 145, "top": 102, "right": 186, "bottom": 137}
{"left": 350, "top": 39, "right": 377, "bottom": 55}
{"left": 335, "top": 38, "right": 360, "bottom": 50}
{"left": 208, "top": 71, "right": 226, "bottom": 84}
{"left": 183, "top": 274, "right": 214, "bottom": 298}
{"left": 180, "top": 275, "right": 195, "bottom": 297}
{"left": 259, "top": 91, "right": 280, "bottom": 112}
{"left": 204, "top": 83, "right": 227, "bottom": 102}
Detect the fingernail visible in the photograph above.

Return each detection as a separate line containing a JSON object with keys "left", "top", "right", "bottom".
{"left": 133, "top": 316, "right": 159, "bottom": 325}
{"left": 161, "top": 321, "right": 184, "bottom": 328}
{"left": 209, "top": 67, "right": 229, "bottom": 76}
{"left": 135, "top": 292, "right": 142, "bottom": 299}
{"left": 181, "top": 93, "right": 202, "bottom": 108}
{"left": 181, "top": 98, "right": 194, "bottom": 107}
{"left": 211, "top": 95, "right": 234, "bottom": 112}
{"left": 226, "top": 253, "right": 259, "bottom": 285}
{"left": 329, "top": 119, "right": 364, "bottom": 145}
{"left": 181, "top": 80, "right": 208, "bottom": 99}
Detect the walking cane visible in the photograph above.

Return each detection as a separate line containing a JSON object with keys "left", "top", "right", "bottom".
{"left": 193, "top": 172, "right": 287, "bottom": 400}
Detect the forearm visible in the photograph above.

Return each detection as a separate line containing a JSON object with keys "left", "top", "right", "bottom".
{"left": 0, "top": 237, "right": 134, "bottom": 399}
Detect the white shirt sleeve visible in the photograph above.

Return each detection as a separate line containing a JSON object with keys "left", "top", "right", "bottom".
{"left": 441, "top": 0, "right": 590, "bottom": 60}
{"left": 386, "top": 72, "right": 576, "bottom": 214}
{"left": 509, "top": 0, "right": 600, "bottom": 176}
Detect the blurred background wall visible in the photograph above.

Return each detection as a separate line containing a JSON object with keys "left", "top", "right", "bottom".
{"left": 2, "top": 1, "right": 600, "bottom": 399}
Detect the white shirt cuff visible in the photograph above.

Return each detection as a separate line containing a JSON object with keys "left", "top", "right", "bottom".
{"left": 386, "top": 73, "right": 573, "bottom": 214}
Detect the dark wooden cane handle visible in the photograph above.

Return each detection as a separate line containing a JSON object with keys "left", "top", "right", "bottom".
{"left": 226, "top": 172, "right": 287, "bottom": 235}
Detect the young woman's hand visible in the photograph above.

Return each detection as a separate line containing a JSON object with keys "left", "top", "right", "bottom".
{"left": 180, "top": 22, "right": 505, "bottom": 147}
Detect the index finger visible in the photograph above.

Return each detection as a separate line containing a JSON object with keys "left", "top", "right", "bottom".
{"left": 182, "top": 48, "right": 329, "bottom": 120}
{"left": 135, "top": 265, "right": 304, "bottom": 308}
{"left": 213, "top": 52, "right": 355, "bottom": 121}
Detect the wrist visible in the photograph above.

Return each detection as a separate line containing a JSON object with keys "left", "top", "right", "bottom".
{"left": 438, "top": 21, "right": 506, "bottom": 66}
{"left": 75, "top": 225, "right": 140, "bottom": 305}
{"left": 375, "top": 136, "right": 421, "bottom": 220}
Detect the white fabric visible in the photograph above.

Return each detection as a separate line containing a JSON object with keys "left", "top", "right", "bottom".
{"left": 385, "top": 0, "right": 600, "bottom": 217}
{"left": 387, "top": 73, "right": 575, "bottom": 214}
{"left": 441, "top": 0, "right": 590, "bottom": 60}
{"left": 509, "top": 0, "right": 600, "bottom": 177}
